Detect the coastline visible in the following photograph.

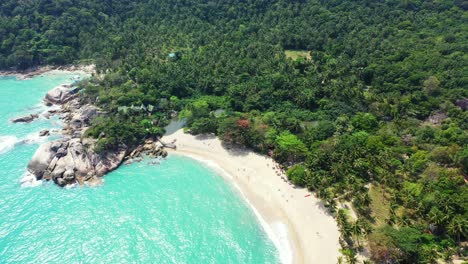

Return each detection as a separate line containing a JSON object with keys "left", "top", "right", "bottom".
{"left": 4, "top": 66, "right": 341, "bottom": 262}
{"left": 12, "top": 65, "right": 125, "bottom": 188}
{"left": 0, "top": 64, "right": 95, "bottom": 79}
{"left": 163, "top": 129, "right": 341, "bottom": 264}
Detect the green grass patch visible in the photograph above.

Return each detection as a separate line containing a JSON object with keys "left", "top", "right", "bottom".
{"left": 284, "top": 50, "right": 311, "bottom": 60}
{"left": 369, "top": 185, "right": 391, "bottom": 227}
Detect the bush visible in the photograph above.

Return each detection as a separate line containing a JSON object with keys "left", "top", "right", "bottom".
{"left": 286, "top": 164, "right": 307, "bottom": 186}
{"left": 190, "top": 117, "right": 218, "bottom": 134}
{"left": 351, "top": 112, "right": 378, "bottom": 132}
{"left": 274, "top": 131, "right": 308, "bottom": 162}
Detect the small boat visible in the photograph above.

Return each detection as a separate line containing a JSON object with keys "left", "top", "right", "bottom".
{"left": 304, "top": 194, "right": 311, "bottom": 197}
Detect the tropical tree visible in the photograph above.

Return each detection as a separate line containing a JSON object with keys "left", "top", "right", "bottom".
{"left": 286, "top": 164, "right": 307, "bottom": 186}
{"left": 447, "top": 216, "right": 467, "bottom": 244}
{"left": 274, "top": 131, "right": 308, "bottom": 162}
{"left": 350, "top": 221, "right": 364, "bottom": 247}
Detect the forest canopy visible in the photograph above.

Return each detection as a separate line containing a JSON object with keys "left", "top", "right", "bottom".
{"left": 1, "top": 0, "right": 467, "bottom": 263}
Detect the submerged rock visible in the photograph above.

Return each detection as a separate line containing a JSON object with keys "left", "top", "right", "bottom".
{"left": 11, "top": 114, "right": 39, "bottom": 123}
{"left": 39, "top": 130, "right": 50, "bottom": 137}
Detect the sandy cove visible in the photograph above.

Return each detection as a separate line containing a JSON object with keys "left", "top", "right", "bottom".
{"left": 163, "top": 129, "right": 341, "bottom": 264}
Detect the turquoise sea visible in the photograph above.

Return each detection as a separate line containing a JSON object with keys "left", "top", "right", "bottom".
{"left": 0, "top": 74, "right": 280, "bottom": 263}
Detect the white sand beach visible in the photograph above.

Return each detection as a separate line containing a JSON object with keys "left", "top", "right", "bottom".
{"left": 163, "top": 129, "right": 341, "bottom": 264}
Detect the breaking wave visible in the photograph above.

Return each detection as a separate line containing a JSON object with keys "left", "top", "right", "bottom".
{"left": 0, "top": 131, "right": 51, "bottom": 155}
{"left": 20, "top": 171, "right": 42, "bottom": 188}
{"left": 0, "top": 135, "right": 18, "bottom": 155}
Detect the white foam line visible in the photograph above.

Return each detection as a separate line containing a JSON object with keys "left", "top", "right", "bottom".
{"left": 172, "top": 153, "right": 293, "bottom": 264}
{"left": 0, "top": 129, "right": 52, "bottom": 156}
{"left": 23, "top": 131, "right": 48, "bottom": 144}
{"left": 20, "top": 171, "right": 43, "bottom": 188}
{"left": 0, "top": 135, "right": 18, "bottom": 155}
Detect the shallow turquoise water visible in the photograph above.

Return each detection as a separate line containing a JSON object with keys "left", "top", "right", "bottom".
{"left": 0, "top": 74, "right": 279, "bottom": 263}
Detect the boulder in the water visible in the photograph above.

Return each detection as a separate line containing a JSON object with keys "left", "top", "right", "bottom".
{"left": 27, "top": 141, "right": 59, "bottom": 179}
{"left": 39, "top": 130, "right": 50, "bottom": 137}
{"left": 55, "top": 177, "right": 67, "bottom": 187}
{"left": 11, "top": 114, "right": 39, "bottom": 123}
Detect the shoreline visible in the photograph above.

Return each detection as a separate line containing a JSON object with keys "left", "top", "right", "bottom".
{"left": 0, "top": 64, "right": 95, "bottom": 79}
{"left": 163, "top": 129, "right": 341, "bottom": 264}
{"left": 169, "top": 151, "right": 294, "bottom": 264}
{"left": 7, "top": 67, "right": 340, "bottom": 262}
{"left": 17, "top": 65, "right": 126, "bottom": 187}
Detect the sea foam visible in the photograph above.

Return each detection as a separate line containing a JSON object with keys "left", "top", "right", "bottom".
{"left": 0, "top": 130, "right": 50, "bottom": 156}
{"left": 20, "top": 171, "right": 42, "bottom": 188}
{"left": 0, "top": 135, "right": 18, "bottom": 155}
{"left": 22, "top": 132, "right": 48, "bottom": 144}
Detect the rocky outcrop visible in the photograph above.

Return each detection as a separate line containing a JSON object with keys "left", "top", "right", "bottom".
{"left": 123, "top": 139, "right": 168, "bottom": 165}
{"left": 27, "top": 138, "right": 126, "bottom": 187}
{"left": 27, "top": 83, "right": 118, "bottom": 187}
{"left": 456, "top": 98, "right": 468, "bottom": 111}
{"left": 428, "top": 111, "right": 448, "bottom": 125}
{"left": 60, "top": 101, "right": 101, "bottom": 138}
{"left": 44, "top": 84, "right": 79, "bottom": 104}
{"left": 11, "top": 114, "right": 39, "bottom": 123}
{"left": 39, "top": 130, "right": 50, "bottom": 137}
{"left": 27, "top": 81, "right": 168, "bottom": 187}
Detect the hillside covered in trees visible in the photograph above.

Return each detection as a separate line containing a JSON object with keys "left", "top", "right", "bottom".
{"left": 1, "top": 0, "right": 467, "bottom": 263}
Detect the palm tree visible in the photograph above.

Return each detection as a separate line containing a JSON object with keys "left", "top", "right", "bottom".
{"left": 447, "top": 216, "right": 467, "bottom": 244}
{"left": 327, "top": 197, "right": 338, "bottom": 214}
{"left": 421, "top": 245, "right": 438, "bottom": 264}
{"left": 337, "top": 210, "right": 355, "bottom": 241}
{"left": 350, "top": 220, "right": 363, "bottom": 247}
{"left": 337, "top": 256, "right": 344, "bottom": 264}
{"left": 358, "top": 218, "right": 373, "bottom": 235}
{"left": 427, "top": 207, "right": 446, "bottom": 231}
{"left": 341, "top": 248, "right": 358, "bottom": 264}
{"left": 361, "top": 192, "right": 372, "bottom": 207}
{"left": 337, "top": 209, "right": 348, "bottom": 230}
{"left": 387, "top": 214, "right": 397, "bottom": 226}
{"left": 396, "top": 215, "right": 412, "bottom": 227}
{"left": 438, "top": 196, "right": 455, "bottom": 215}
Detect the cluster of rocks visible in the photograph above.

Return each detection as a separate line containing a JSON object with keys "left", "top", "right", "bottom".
{"left": 11, "top": 83, "right": 79, "bottom": 124}
{"left": 28, "top": 138, "right": 126, "bottom": 187}
{"left": 0, "top": 65, "right": 54, "bottom": 80}
{"left": 60, "top": 101, "right": 100, "bottom": 139}
{"left": 124, "top": 139, "right": 168, "bottom": 165}
{"left": 24, "top": 82, "right": 170, "bottom": 187}
{"left": 26, "top": 84, "right": 127, "bottom": 186}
